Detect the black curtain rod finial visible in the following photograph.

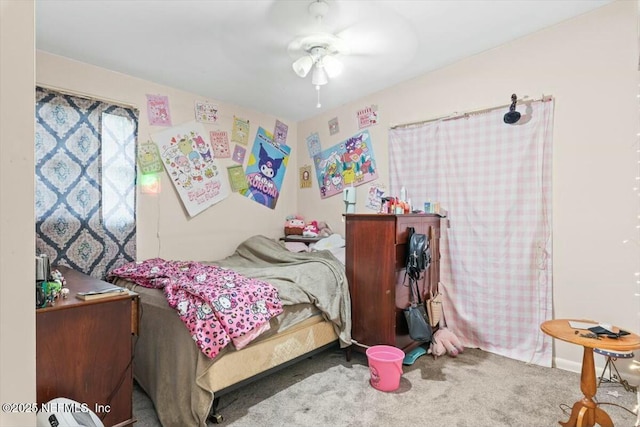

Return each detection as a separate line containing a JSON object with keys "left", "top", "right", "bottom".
{"left": 503, "top": 93, "right": 521, "bottom": 124}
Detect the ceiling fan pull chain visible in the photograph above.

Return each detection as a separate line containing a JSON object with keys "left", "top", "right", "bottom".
{"left": 316, "top": 85, "right": 321, "bottom": 109}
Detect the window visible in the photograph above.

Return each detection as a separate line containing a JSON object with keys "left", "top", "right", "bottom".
{"left": 35, "top": 87, "right": 138, "bottom": 278}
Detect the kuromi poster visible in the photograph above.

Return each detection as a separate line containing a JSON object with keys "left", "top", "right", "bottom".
{"left": 241, "top": 127, "right": 290, "bottom": 209}
{"left": 153, "top": 121, "right": 229, "bottom": 217}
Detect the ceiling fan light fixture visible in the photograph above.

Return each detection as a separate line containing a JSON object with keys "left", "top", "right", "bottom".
{"left": 311, "top": 64, "right": 328, "bottom": 86}
{"left": 288, "top": 0, "right": 348, "bottom": 107}
{"left": 292, "top": 55, "right": 314, "bottom": 78}
{"left": 322, "top": 55, "right": 343, "bottom": 78}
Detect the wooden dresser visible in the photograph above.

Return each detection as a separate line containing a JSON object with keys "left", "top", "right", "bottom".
{"left": 36, "top": 266, "right": 138, "bottom": 427}
{"left": 345, "top": 213, "right": 442, "bottom": 352}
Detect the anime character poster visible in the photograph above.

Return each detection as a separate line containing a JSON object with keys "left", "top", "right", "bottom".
{"left": 273, "top": 120, "right": 288, "bottom": 146}
{"left": 194, "top": 101, "right": 218, "bottom": 124}
{"left": 152, "top": 121, "right": 229, "bottom": 217}
{"left": 357, "top": 105, "right": 378, "bottom": 129}
{"left": 210, "top": 130, "right": 230, "bottom": 158}
{"left": 328, "top": 117, "right": 340, "bottom": 135}
{"left": 241, "top": 127, "right": 290, "bottom": 209}
{"left": 313, "top": 130, "right": 378, "bottom": 199}
{"left": 227, "top": 165, "right": 248, "bottom": 192}
{"left": 232, "top": 145, "right": 246, "bottom": 164}
{"left": 146, "top": 94, "right": 172, "bottom": 126}
{"left": 137, "top": 140, "right": 163, "bottom": 174}
{"left": 231, "top": 116, "right": 250, "bottom": 145}
{"left": 306, "top": 132, "right": 321, "bottom": 157}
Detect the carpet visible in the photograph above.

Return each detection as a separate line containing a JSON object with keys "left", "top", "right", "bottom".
{"left": 132, "top": 347, "right": 639, "bottom": 426}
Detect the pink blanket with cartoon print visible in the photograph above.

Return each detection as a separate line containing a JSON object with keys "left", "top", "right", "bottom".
{"left": 109, "top": 258, "right": 283, "bottom": 359}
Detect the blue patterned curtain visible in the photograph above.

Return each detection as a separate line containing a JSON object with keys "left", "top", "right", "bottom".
{"left": 35, "top": 87, "right": 138, "bottom": 279}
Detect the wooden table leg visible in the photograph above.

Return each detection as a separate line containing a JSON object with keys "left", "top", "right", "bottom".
{"left": 559, "top": 347, "right": 613, "bottom": 427}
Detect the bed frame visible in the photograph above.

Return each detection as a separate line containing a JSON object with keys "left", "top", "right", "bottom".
{"left": 207, "top": 316, "right": 339, "bottom": 423}
{"left": 125, "top": 283, "right": 343, "bottom": 427}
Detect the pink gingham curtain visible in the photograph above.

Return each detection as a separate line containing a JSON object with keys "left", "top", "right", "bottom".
{"left": 389, "top": 99, "right": 554, "bottom": 366}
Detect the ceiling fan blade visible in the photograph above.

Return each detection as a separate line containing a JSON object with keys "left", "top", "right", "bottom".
{"left": 335, "top": 17, "right": 416, "bottom": 57}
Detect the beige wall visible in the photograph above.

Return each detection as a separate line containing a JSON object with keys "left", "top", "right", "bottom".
{"left": 0, "top": 1, "right": 36, "bottom": 426}
{"left": 36, "top": 53, "right": 298, "bottom": 262}
{"left": 298, "top": 0, "right": 640, "bottom": 373}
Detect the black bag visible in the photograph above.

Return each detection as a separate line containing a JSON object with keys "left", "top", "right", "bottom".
{"left": 406, "top": 227, "right": 431, "bottom": 283}
{"left": 403, "top": 226, "right": 433, "bottom": 342}
{"left": 404, "top": 301, "right": 432, "bottom": 342}
{"left": 403, "top": 280, "right": 432, "bottom": 342}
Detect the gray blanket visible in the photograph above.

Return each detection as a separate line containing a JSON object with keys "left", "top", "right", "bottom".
{"left": 211, "top": 235, "right": 352, "bottom": 347}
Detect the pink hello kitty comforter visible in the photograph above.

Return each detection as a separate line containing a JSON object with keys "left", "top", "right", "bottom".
{"left": 109, "top": 258, "right": 283, "bottom": 359}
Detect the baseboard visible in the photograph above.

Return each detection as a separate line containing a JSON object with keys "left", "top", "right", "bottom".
{"left": 554, "top": 356, "right": 640, "bottom": 386}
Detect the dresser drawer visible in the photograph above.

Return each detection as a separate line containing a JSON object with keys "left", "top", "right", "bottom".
{"left": 395, "top": 215, "right": 441, "bottom": 243}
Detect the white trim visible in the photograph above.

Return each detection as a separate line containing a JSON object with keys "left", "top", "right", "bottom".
{"left": 554, "top": 356, "right": 640, "bottom": 385}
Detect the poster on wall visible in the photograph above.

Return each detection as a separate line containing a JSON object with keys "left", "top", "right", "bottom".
{"left": 231, "top": 116, "right": 250, "bottom": 145}
{"left": 210, "top": 130, "right": 230, "bottom": 158}
{"left": 273, "top": 120, "right": 288, "bottom": 146}
{"left": 137, "top": 140, "right": 164, "bottom": 174}
{"left": 357, "top": 105, "right": 378, "bottom": 129}
{"left": 194, "top": 101, "right": 218, "bottom": 123}
{"left": 227, "top": 165, "right": 248, "bottom": 192}
{"left": 152, "top": 121, "right": 229, "bottom": 217}
{"left": 240, "top": 127, "right": 291, "bottom": 209}
{"left": 146, "top": 94, "right": 172, "bottom": 126}
{"left": 232, "top": 145, "right": 246, "bottom": 164}
{"left": 328, "top": 117, "right": 340, "bottom": 135}
{"left": 300, "top": 165, "right": 312, "bottom": 189}
{"left": 306, "top": 132, "right": 321, "bottom": 157}
{"left": 313, "top": 130, "right": 378, "bottom": 199}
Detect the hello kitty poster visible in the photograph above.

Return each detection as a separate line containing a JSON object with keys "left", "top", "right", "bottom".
{"left": 152, "top": 121, "right": 229, "bottom": 217}
{"left": 241, "top": 127, "right": 290, "bottom": 209}
{"left": 210, "top": 130, "right": 230, "bottom": 158}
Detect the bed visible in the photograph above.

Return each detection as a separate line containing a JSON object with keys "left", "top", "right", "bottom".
{"left": 109, "top": 235, "right": 351, "bottom": 427}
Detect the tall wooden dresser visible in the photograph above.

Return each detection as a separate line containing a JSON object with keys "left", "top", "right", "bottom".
{"left": 36, "top": 267, "right": 138, "bottom": 427}
{"left": 345, "top": 213, "right": 442, "bottom": 352}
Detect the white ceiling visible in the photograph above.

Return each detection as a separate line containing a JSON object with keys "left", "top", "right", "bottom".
{"left": 36, "top": 0, "right": 613, "bottom": 122}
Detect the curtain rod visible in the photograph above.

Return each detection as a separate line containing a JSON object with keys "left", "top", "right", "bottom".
{"left": 36, "top": 83, "right": 139, "bottom": 111}
{"left": 389, "top": 94, "right": 553, "bottom": 130}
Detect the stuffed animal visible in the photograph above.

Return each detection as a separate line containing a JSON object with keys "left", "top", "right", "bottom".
{"left": 429, "top": 327, "right": 464, "bottom": 358}
{"left": 284, "top": 214, "right": 305, "bottom": 236}
{"left": 316, "top": 221, "right": 333, "bottom": 238}
{"left": 302, "top": 220, "right": 319, "bottom": 237}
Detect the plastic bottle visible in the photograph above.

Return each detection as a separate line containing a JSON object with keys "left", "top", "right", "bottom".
{"left": 400, "top": 186, "right": 407, "bottom": 203}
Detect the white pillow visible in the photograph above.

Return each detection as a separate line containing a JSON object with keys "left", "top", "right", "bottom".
{"left": 284, "top": 241, "right": 310, "bottom": 253}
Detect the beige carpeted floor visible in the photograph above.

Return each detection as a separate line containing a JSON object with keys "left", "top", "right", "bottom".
{"left": 132, "top": 347, "right": 639, "bottom": 427}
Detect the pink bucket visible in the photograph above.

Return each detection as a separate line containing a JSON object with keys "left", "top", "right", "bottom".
{"left": 366, "top": 345, "right": 404, "bottom": 392}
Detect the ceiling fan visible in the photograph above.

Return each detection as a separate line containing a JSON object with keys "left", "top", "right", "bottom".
{"left": 287, "top": 0, "right": 351, "bottom": 108}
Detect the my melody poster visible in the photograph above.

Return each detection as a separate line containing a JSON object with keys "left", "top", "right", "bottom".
{"left": 153, "top": 121, "right": 229, "bottom": 217}
{"left": 241, "top": 127, "right": 290, "bottom": 209}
